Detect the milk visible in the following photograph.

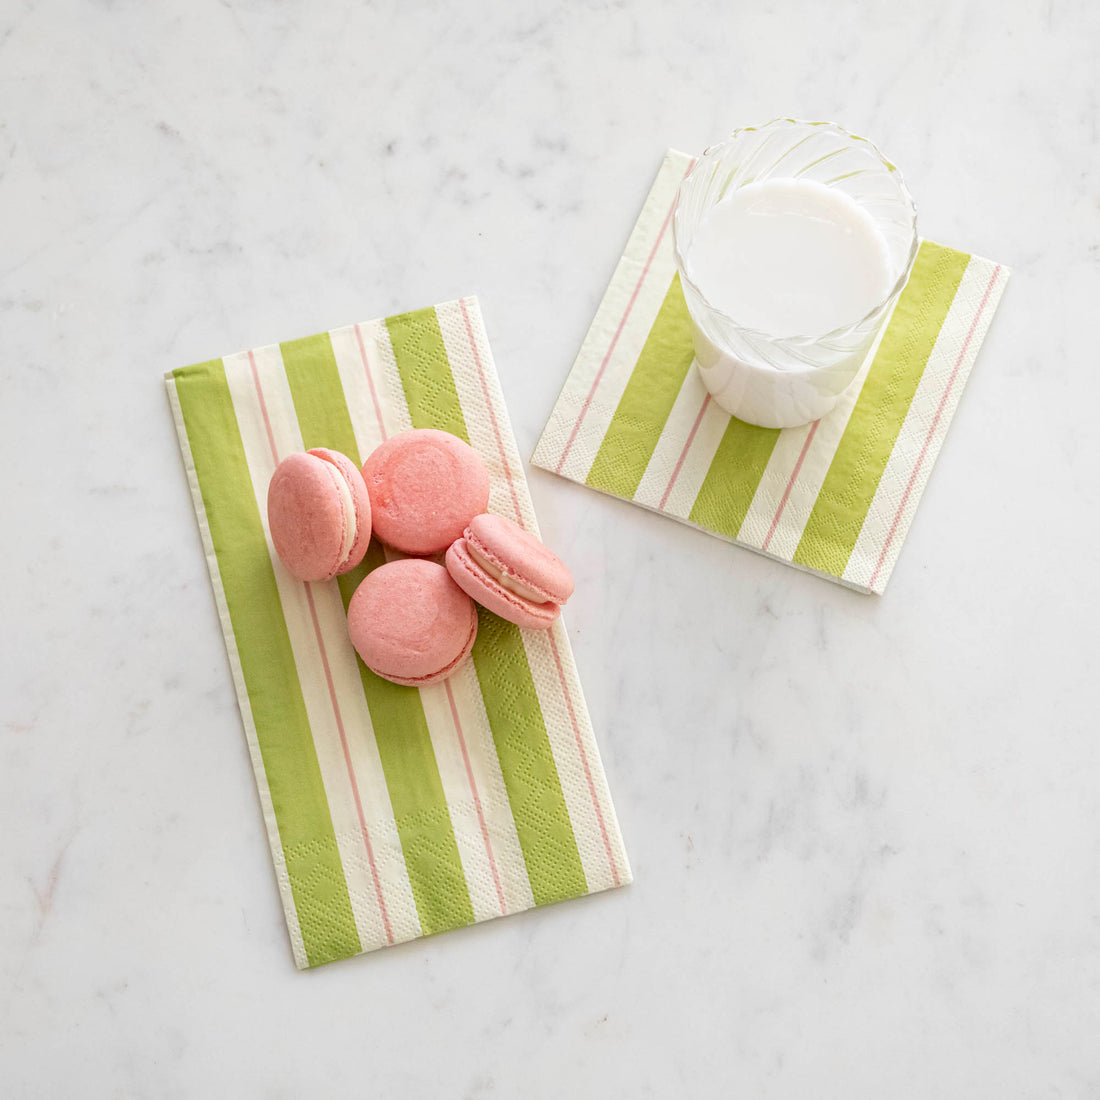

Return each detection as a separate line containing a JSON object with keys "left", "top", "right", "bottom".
{"left": 683, "top": 178, "right": 894, "bottom": 338}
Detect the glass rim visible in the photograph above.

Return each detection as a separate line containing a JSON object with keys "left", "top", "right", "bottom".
{"left": 672, "top": 119, "right": 920, "bottom": 345}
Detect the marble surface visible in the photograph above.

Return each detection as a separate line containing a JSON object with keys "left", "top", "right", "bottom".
{"left": 3, "top": 0, "right": 1099, "bottom": 1095}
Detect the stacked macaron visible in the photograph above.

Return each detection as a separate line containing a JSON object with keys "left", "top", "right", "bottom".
{"left": 446, "top": 513, "right": 574, "bottom": 630}
{"left": 267, "top": 428, "right": 573, "bottom": 688}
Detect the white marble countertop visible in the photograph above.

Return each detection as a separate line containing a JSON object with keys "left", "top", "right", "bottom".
{"left": 4, "top": 0, "right": 1099, "bottom": 1095}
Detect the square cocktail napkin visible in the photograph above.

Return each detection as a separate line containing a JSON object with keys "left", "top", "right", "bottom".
{"left": 167, "top": 298, "right": 630, "bottom": 968}
{"left": 533, "top": 150, "right": 1010, "bottom": 593}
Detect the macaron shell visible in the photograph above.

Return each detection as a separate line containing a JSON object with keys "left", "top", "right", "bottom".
{"left": 445, "top": 538, "right": 561, "bottom": 631}
{"left": 371, "top": 620, "right": 477, "bottom": 687}
{"left": 309, "top": 448, "right": 371, "bottom": 573}
{"left": 347, "top": 559, "right": 478, "bottom": 685}
{"left": 465, "top": 512, "right": 574, "bottom": 604}
{"left": 361, "top": 429, "right": 490, "bottom": 556}
{"left": 268, "top": 452, "right": 356, "bottom": 582}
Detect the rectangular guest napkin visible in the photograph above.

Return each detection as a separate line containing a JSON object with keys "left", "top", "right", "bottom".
{"left": 533, "top": 150, "right": 1010, "bottom": 594}
{"left": 167, "top": 298, "right": 630, "bottom": 968}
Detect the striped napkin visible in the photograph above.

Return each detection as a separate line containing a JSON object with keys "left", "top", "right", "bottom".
{"left": 533, "top": 150, "right": 1010, "bottom": 593}
{"left": 167, "top": 298, "right": 630, "bottom": 969}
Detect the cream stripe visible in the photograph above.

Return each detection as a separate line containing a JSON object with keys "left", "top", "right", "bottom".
{"left": 735, "top": 419, "right": 816, "bottom": 547}
{"left": 844, "top": 259, "right": 1008, "bottom": 591}
{"left": 738, "top": 301, "right": 896, "bottom": 559}
{"left": 522, "top": 622, "right": 631, "bottom": 891}
{"left": 418, "top": 673, "right": 534, "bottom": 922}
{"left": 328, "top": 322, "right": 400, "bottom": 450}
{"left": 436, "top": 299, "right": 535, "bottom": 528}
{"left": 440, "top": 297, "right": 540, "bottom": 532}
{"left": 660, "top": 388, "right": 731, "bottom": 521}
{"left": 223, "top": 346, "right": 421, "bottom": 950}
{"left": 532, "top": 151, "right": 689, "bottom": 483}
{"left": 417, "top": 681, "right": 504, "bottom": 924}
{"left": 365, "top": 318, "right": 414, "bottom": 434}
{"left": 441, "top": 660, "right": 536, "bottom": 914}
{"left": 438, "top": 298, "right": 628, "bottom": 890}
{"left": 166, "top": 375, "right": 309, "bottom": 971}
{"left": 632, "top": 363, "right": 712, "bottom": 511}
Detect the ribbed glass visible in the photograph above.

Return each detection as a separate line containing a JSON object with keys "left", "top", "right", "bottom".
{"left": 673, "top": 119, "right": 918, "bottom": 377}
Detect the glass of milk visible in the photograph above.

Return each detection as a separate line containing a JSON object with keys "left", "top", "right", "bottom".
{"left": 673, "top": 120, "right": 918, "bottom": 429}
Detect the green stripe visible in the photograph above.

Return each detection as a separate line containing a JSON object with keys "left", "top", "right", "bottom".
{"left": 171, "top": 360, "right": 360, "bottom": 968}
{"left": 792, "top": 241, "right": 970, "bottom": 576}
{"left": 385, "top": 308, "right": 589, "bottom": 904}
{"left": 586, "top": 274, "right": 697, "bottom": 499}
{"left": 280, "top": 333, "right": 475, "bottom": 936}
{"left": 472, "top": 612, "right": 589, "bottom": 905}
{"left": 385, "top": 308, "right": 467, "bottom": 437}
{"left": 279, "top": 334, "right": 360, "bottom": 460}
{"left": 689, "top": 417, "right": 781, "bottom": 538}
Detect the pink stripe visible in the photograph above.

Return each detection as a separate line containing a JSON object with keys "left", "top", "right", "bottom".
{"left": 249, "top": 359, "right": 394, "bottom": 946}
{"left": 444, "top": 679, "right": 507, "bottom": 917}
{"left": 353, "top": 323, "right": 388, "bottom": 444}
{"left": 458, "top": 298, "right": 523, "bottom": 522}
{"left": 658, "top": 393, "right": 711, "bottom": 511}
{"left": 761, "top": 419, "right": 821, "bottom": 552}
{"left": 460, "top": 298, "right": 621, "bottom": 887}
{"left": 868, "top": 265, "right": 1002, "bottom": 591}
{"left": 248, "top": 350, "right": 280, "bottom": 463}
{"left": 554, "top": 157, "right": 698, "bottom": 476}
{"left": 548, "top": 631, "right": 620, "bottom": 887}
{"left": 303, "top": 586, "right": 394, "bottom": 945}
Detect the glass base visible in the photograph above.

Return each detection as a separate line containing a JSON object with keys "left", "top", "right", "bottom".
{"left": 693, "top": 328, "right": 864, "bottom": 429}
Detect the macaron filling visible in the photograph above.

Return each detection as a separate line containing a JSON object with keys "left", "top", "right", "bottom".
{"left": 466, "top": 542, "right": 550, "bottom": 604}
{"left": 326, "top": 461, "right": 359, "bottom": 567}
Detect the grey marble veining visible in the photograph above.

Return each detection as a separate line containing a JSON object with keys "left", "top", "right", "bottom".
{"left": 3, "top": 0, "right": 1099, "bottom": 1095}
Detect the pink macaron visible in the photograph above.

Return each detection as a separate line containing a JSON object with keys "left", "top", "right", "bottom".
{"left": 347, "top": 559, "right": 478, "bottom": 687}
{"left": 361, "top": 429, "right": 490, "bottom": 556}
{"left": 267, "top": 448, "right": 372, "bottom": 582}
{"left": 445, "top": 513, "right": 574, "bottom": 631}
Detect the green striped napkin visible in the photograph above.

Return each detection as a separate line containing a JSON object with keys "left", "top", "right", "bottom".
{"left": 533, "top": 150, "right": 1010, "bottom": 594}
{"left": 167, "top": 298, "right": 629, "bottom": 968}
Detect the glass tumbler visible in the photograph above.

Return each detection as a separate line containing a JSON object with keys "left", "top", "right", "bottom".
{"left": 672, "top": 120, "right": 918, "bottom": 429}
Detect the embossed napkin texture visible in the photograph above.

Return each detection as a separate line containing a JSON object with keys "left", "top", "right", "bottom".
{"left": 534, "top": 150, "right": 1010, "bottom": 594}
{"left": 167, "top": 298, "right": 630, "bottom": 968}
